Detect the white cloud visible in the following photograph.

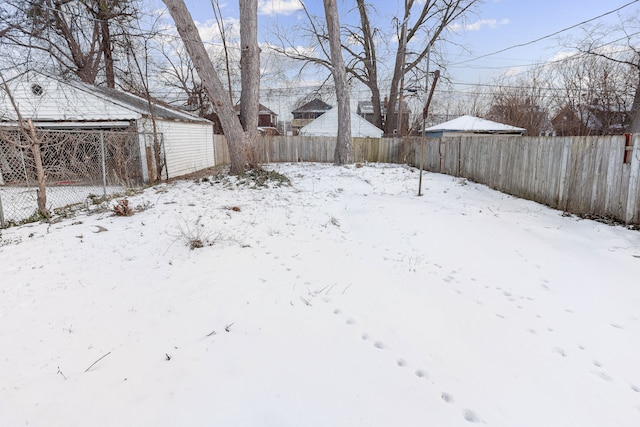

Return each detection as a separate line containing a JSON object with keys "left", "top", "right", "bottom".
{"left": 258, "top": 0, "right": 303, "bottom": 16}
{"left": 449, "top": 18, "right": 510, "bottom": 32}
{"left": 194, "top": 17, "right": 240, "bottom": 44}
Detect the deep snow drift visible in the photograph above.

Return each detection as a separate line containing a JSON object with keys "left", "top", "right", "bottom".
{"left": 1, "top": 163, "right": 639, "bottom": 426}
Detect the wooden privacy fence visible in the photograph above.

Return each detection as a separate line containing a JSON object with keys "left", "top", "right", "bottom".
{"left": 213, "top": 134, "right": 640, "bottom": 225}
{"left": 405, "top": 134, "right": 640, "bottom": 225}
{"left": 213, "top": 135, "right": 405, "bottom": 165}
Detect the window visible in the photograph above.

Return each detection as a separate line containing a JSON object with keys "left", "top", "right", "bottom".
{"left": 31, "top": 83, "right": 44, "bottom": 96}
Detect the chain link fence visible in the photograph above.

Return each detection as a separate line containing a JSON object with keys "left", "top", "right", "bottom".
{"left": 0, "top": 128, "right": 147, "bottom": 227}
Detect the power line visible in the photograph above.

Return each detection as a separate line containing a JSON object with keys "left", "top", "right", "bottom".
{"left": 452, "top": 0, "right": 640, "bottom": 66}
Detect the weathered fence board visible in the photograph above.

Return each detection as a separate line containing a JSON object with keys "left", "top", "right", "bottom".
{"left": 408, "top": 134, "right": 640, "bottom": 225}
{"left": 211, "top": 133, "right": 640, "bottom": 225}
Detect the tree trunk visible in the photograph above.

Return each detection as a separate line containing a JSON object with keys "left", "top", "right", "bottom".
{"left": 323, "top": 0, "right": 352, "bottom": 165}
{"left": 384, "top": 6, "right": 409, "bottom": 137}
{"left": 27, "top": 120, "right": 48, "bottom": 217}
{"left": 100, "top": 18, "right": 116, "bottom": 88}
{"left": 630, "top": 67, "right": 640, "bottom": 133}
{"left": 239, "top": 0, "right": 260, "bottom": 156}
{"left": 162, "top": 0, "right": 257, "bottom": 174}
{"left": 356, "top": 0, "right": 382, "bottom": 129}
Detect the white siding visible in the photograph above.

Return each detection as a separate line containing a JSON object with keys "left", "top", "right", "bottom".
{"left": 140, "top": 119, "right": 214, "bottom": 178}
{"left": 1, "top": 74, "right": 140, "bottom": 121}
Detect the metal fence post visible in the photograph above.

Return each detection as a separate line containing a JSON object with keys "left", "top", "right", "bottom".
{"left": 0, "top": 192, "right": 5, "bottom": 228}
{"left": 100, "top": 131, "right": 107, "bottom": 197}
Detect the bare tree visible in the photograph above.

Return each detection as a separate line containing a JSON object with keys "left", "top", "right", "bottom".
{"left": 323, "top": 0, "right": 352, "bottom": 165}
{"left": 238, "top": 0, "right": 259, "bottom": 140}
{"left": 384, "top": 0, "right": 478, "bottom": 136}
{"left": 0, "top": 0, "right": 139, "bottom": 88}
{"left": 0, "top": 72, "right": 48, "bottom": 217}
{"left": 211, "top": 0, "right": 234, "bottom": 104}
{"left": 270, "top": 0, "right": 478, "bottom": 136}
{"left": 567, "top": 19, "right": 640, "bottom": 133}
{"left": 162, "top": 0, "right": 257, "bottom": 174}
{"left": 486, "top": 70, "right": 552, "bottom": 136}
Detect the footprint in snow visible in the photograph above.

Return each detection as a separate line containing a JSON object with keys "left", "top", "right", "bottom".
{"left": 373, "top": 341, "right": 386, "bottom": 350}
{"left": 593, "top": 371, "right": 612, "bottom": 382}
{"left": 553, "top": 347, "right": 567, "bottom": 357}
{"left": 414, "top": 369, "right": 427, "bottom": 378}
{"left": 462, "top": 409, "right": 482, "bottom": 423}
{"left": 441, "top": 392, "right": 454, "bottom": 403}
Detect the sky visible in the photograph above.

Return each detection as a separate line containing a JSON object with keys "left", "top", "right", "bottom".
{"left": 1, "top": 162, "right": 639, "bottom": 426}
{"left": 157, "top": 0, "right": 640, "bottom": 117}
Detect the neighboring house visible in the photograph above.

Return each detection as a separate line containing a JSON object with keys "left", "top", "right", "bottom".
{"left": 424, "top": 115, "right": 526, "bottom": 138}
{"left": 234, "top": 103, "right": 279, "bottom": 135}
{"left": 0, "top": 71, "right": 214, "bottom": 182}
{"left": 357, "top": 97, "right": 410, "bottom": 135}
{"left": 291, "top": 98, "right": 332, "bottom": 135}
{"left": 298, "top": 107, "right": 383, "bottom": 138}
{"left": 551, "top": 102, "right": 629, "bottom": 136}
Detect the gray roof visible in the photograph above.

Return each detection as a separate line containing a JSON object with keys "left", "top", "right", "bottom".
{"left": 292, "top": 98, "right": 332, "bottom": 114}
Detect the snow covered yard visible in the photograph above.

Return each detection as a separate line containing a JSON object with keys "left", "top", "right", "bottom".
{"left": 1, "top": 162, "right": 639, "bottom": 426}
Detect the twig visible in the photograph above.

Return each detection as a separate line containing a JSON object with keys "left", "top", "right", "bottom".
{"left": 206, "top": 329, "right": 217, "bottom": 337}
{"left": 225, "top": 322, "right": 235, "bottom": 332}
{"left": 325, "top": 282, "right": 337, "bottom": 295}
{"left": 342, "top": 283, "right": 353, "bottom": 294}
{"left": 85, "top": 351, "right": 112, "bottom": 372}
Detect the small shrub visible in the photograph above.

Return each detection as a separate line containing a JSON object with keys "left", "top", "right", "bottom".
{"left": 113, "top": 199, "right": 133, "bottom": 216}
{"left": 189, "top": 238, "right": 204, "bottom": 250}
{"left": 239, "top": 168, "right": 291, "bottom": 188}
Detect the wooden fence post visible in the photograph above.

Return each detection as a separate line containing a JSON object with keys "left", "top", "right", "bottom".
{"left": 625, "top": 134, "right": 640, "bottom": 224}
{"left": 557, "top": 138, "right": 571, "bottom": 210}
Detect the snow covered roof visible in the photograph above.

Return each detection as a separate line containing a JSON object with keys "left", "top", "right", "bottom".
{"left": 299, "top": 107, "right": 383, "bottom": 138}
{"left": 0, "top": 71, "right": 208, "bottom": 124}
{"left": 425, "top": 115, "right": 526, "bottom": 134}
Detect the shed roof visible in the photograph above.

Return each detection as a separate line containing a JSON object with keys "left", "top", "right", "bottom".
{"left": 424, "top": 115, "right": 525, "bottom": 133}
{"left": 299, "top": 107, "right": 383, "bottom": 138}
{"left": 0, "top": 71, "right": 208, "bottom": 124}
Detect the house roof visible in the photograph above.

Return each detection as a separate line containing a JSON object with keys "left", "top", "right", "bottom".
{"left": 292, "top": 98, "right": 332, "bottom": 114}
{"left": 299, "top": 107, "right": 383, "bottom": 138}
{"left": 0, "top": 71, "right": 209, "bottom": 124}
{"left": 424, "top": 115, "right": 526, "bottom": 134}
{"left": 233, "top": 103, "right": 278, "bottom": 116}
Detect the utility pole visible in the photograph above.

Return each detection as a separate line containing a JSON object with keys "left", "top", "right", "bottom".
{"left": 397, "top": 1, "right": 409, "bottom": 138}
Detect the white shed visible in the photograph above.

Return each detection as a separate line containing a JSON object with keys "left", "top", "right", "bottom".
{"left": 424, "top": 115, "right": 526, "bottom": 137}
{"left": 299, "top": 107, "right": 383, "bottom": 138}
{"left": 0, "top": 71, "right": 214, "bottom": 181}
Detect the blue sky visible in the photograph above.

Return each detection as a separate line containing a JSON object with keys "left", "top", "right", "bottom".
{"left": 177, "top": 0, "right": 639, "bottom": 83}
{"left": 168, "top": 0, "right": 639, "bottom": 116}
{"left": 447, "top": 0, "right": 640, "bottom": 84}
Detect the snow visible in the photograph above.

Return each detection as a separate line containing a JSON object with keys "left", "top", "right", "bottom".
{"left": 0, "top": 185, "right": 125, "bottom": 224}
{"left": 1, "top": 162, "right": 639, "bottom": 426}
{"left": 299, "top": 107, "right": 384, "bottom": 138}
{"left": 425, "top": 115, "right": 526, "bottom": 132}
